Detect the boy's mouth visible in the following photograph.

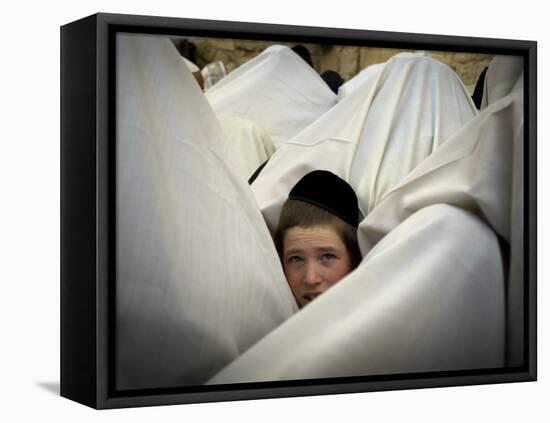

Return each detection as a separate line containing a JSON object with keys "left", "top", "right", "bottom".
{"left": 303, "top": 292, "right": 322, "bottom": 303}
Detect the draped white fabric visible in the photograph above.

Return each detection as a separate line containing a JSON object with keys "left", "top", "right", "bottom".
{"left": 358, "top": 86, "right": 523, "bottom": 250}
{"left": 116, "top": 34, "right": 297, "bottom": 390}
{"left": 217, "top": 114, "right": 275, "bottom": 179}
{"left": 115, "top": 35, "right": 523, "bottom": 388}
{"left": 205, "top": 45, "right": 337, "bottom": 148}
{"left": 476, "top": 55, "right": 525, "bottom": 365}
{"left": 337, "top": 63, "right": 384, "bottom": 101}
{"left": 355, "top": 81, "right": 524, "bottom": 369}
{"left": 182, "top": 55, "right": 199, "bottom": 73}
{"left": 480, "top": 55, "right": 524, "bottom": 109}
{"left": 252, "top": 52, "right": 477, "bottom": 233}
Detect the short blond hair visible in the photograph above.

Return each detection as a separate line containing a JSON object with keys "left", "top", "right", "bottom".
{"left": 274, "top": 199, "right": 362, "bottom": 269}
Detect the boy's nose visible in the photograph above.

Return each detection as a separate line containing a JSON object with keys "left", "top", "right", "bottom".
{"left": 303, "top": 263, "right": 322, "bottom": 286}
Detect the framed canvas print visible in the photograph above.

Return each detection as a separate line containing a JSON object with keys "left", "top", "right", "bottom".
{"left": 60, "top": 12, "right": 537, "bottom": 409}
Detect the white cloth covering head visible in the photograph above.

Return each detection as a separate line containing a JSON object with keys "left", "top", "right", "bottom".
{"left": 205, "top": 45, "right": 337, "bottom": 148}
{"left": 480, "top": 55, "right": 524, "bottom": 109}
{"left": 337, "top": 62, "right": 385, "bottom": 101}
{"left": 337, "top": 52, "right": 431, "bottom": 101}
{"left": 252, "top": 52, "right": 477, "bottom": 234}
{"left": 116, "top": 34, "right": 297, "bottom": 390}
{"left": 217, "top": 114, "right": 275, "bottom": 179}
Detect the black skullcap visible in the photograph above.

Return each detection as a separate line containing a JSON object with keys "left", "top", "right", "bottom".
{"left": 289, "top": 170, "right": 359, "bottom": 227}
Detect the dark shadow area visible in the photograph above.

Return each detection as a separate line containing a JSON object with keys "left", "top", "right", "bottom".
{"left": 37, "top": 381, "right": 60, "bottom": 396}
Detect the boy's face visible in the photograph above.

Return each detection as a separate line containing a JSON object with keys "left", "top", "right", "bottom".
{"left": 282, "top": 225, "right": 352, "bottom": 308}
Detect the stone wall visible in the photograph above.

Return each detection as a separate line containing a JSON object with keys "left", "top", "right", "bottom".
{"left": 172, "top": 37, "right": 492, "bottom": 95}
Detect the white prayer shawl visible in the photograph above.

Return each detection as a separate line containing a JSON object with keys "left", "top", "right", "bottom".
{"left": 217, "top": 114, "right": 275, "bottom": 179}
{"left": 182, "top": 55, "right": 200, "bottom": 73}
{"left": 358, "top": 84, "right": 524, "bottom": 367}
{"left": 252, "top": 53, "right": 477, "bottom": 234}
{"left": 116, "top": 34, "right": 297, "bottom": 390}
{"left": 337, "top": 63, "right": 384, "bottom": 101}
{"left": 338, "top": 52, "right": 431, "bottom": 101}
{"left": 480, "top": 55, "right": 524, "bottom": 109}
{"left": 477, "top": 54, "right": 525, "bottom": 366}
{"left": 205, "top": 45, "right": 337, "bottom": 148}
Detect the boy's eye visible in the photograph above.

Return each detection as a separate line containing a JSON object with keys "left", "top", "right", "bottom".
{"left": 288, "top": 256, "right": 303, "bottom": 264}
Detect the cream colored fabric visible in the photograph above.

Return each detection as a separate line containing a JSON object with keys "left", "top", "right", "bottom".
{"left": 252, "top": 53, "right": 477, "bottom": 234}
{"left": 337, "top": 51, "right": 433, "bottom": 101}
{"left": 182, "top": 55, "right": 200, "bottom": 73}
{"left": 359, "top": 85, "right": 524, "bottom": 366}
{"left": 337, "top": 63, "right": 384, "bottom": 101}
{"left": 115, "top": 34, "right": 297, "bottom": 390}
{"left": 358, "top": 87, "right": 523, "bottom": 249}
{"left": 205, "top": 45, "right": 337, "bottom": 148}
{"left": 208, "top": 204, "right": 505, "bottom": 383}
{"left": 480, "top": 55, "right": 524, "bottom": 109}
{"left": 217, "top": 114, "right": 275, "bottom": 179}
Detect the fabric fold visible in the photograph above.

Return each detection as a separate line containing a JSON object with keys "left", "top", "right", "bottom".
{"left": 205, "top": 45, "right": 337, "bottom": 148}
{"left": 116, "top": 34, "right": 297, "bottom": 390}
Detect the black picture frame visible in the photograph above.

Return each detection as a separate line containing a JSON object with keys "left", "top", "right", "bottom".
{"left": 60, "top": 12, "right": 537, "bottom": 409}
